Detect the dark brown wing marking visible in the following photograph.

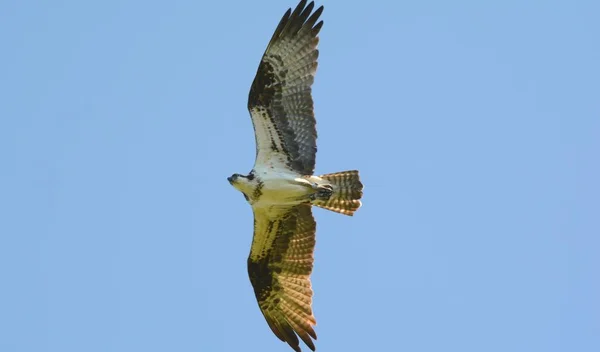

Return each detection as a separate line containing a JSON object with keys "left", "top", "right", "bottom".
{"left": 248, "top": 204, "right": 317, "bottom": 351}
{"left": 248, "top": 0, "right": 323, "bottom": 175}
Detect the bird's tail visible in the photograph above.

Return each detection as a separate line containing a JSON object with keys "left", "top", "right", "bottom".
{"left": 313, "top": 170, "right": 363, "bottom": 216}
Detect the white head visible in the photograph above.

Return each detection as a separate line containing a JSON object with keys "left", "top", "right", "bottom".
{"left": 227, "top": 172, "right": 257, "bottom": 201}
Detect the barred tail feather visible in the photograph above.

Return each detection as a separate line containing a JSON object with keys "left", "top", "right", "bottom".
{"left": 313, "top": 170, "right": 363, "bottom": 216}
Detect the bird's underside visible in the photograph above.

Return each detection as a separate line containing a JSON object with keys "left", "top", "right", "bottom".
{"left": 227, "top": 1, "right": 364, "bottom": 351}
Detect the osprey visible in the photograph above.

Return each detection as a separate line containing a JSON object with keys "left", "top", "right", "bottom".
{"left": 228, "top": 1, "right": 363, "bottom": 351}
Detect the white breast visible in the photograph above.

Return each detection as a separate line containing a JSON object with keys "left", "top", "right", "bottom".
{"left": 254, "top": 167, "right": 312, "bottom": 207}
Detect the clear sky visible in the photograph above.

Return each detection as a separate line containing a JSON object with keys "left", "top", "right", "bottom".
{"left": 1, "top": 0, "right": 598, "bottom": 351}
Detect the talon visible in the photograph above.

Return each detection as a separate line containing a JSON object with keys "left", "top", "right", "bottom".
{"left": 316, "top": 185, "right": 334, "bottom": 199}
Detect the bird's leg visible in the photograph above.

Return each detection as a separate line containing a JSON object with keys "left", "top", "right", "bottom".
{"left": 309, "top": 183, "right": 334, "bottom": 201}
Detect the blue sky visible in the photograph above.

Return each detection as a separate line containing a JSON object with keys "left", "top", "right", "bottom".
{"left": 1, "top": 0, "right": 598, "bottom": 351}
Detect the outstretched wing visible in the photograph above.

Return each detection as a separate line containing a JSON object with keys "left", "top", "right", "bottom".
{"left": 248, "top": 204, "right": 317, "bottom": 352}
{"left": 248, "top": 0, "right": 323, "bottom": 175}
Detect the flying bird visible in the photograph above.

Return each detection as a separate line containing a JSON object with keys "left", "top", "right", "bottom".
{"left": 228, "top": 1, "right": 363, "bottom": 351}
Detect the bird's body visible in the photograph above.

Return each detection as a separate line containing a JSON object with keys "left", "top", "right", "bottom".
{"left": 232, "top": 169, "right": 328, "bottom": 206}
{"left": 228, "top": 1, "right": 363, "bottom": 351}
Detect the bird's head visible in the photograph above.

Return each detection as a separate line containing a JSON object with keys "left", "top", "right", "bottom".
{"left": 228, "top": 172, "right": 256, "bottom": 200}
{"left": 227, "top": 173, "right": 241, "bottom": 185}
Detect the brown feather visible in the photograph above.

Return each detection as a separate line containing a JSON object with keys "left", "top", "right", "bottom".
{"left": 248, "top": 204, "right": 317, "bottom": 352}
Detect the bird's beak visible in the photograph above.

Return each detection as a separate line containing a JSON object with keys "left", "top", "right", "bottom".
{"left": 227, "top": 176, "right": 234, "bottom": 184}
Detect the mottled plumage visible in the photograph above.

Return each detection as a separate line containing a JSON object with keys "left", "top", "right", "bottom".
{"left": 248, "top": 0, "right": 322, "bottom": 174}
{"left": 248, "top": 204, "right": 317, "bottom": 351}
{"left": 228, "top": 1, "right": 364, "bottom": 351}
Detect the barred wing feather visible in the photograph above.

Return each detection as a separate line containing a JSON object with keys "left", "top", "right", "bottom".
{"left": 248, "top": 204, "right": 317, "bottom": 352}
{"left": 248, "top": 0, "right": 323, "bottom": 175}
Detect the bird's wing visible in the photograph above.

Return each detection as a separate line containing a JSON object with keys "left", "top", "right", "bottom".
{"left": 248, "top": 203, "right": 317, "bottom": 352}
{"left": 248, "top": 0, "right": 323, "bottom": 175}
